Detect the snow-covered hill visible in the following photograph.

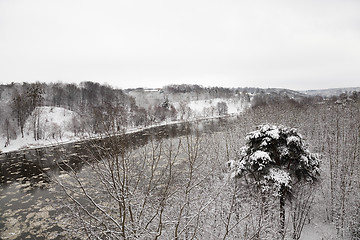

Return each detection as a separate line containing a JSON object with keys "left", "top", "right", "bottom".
{"left": 25, "top": 106, "right": 80, "bottom": 139}
{"left": 0, "top": 107, "right": 81, "bottom": 153}
{"left": 302, "top": 87, "right": 360, "bottom": 97}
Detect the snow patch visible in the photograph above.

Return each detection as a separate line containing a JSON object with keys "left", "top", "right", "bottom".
{"left": 250, "top": 150, "right": 272, "bottom": 170}
{"left": 24, "top": 106, "right": 80, "bottom": 140}
{"left": 0, "top": 107, "right": 81, "bottom": 153}
{"left": 300, "top": 221, "right": 339, "bottom": 240}
{"left": 180, "top": 98, "right": 248, "bottom": 118}
{"left": 246, "top": 130, "right": 262, "bottom": 141}
{"left": 247, "top": 125, "right": 280, "bottom": 141}
{"left": 266, "top": 129, "right": 280, "bottom": 139}
{"left": 267, "top": 168, "right": 291, "bottom": 188}
{"left": 287, "top": 135, "right": 301, "bottom": 145}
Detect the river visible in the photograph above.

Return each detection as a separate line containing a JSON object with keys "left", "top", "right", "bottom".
{"left": 0, "top": 117, "right": 237, "bottom": 239}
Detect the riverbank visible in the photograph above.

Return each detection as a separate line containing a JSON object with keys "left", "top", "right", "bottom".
{"left": 0, "top": 113, "right": 240, "bottom": 155}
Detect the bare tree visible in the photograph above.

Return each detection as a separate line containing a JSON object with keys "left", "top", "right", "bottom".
{"left": 217, "top": 101, "right": 228, "bottom": 116}
{"left": 11, "top": 89, "right": 29, "bottom": 137}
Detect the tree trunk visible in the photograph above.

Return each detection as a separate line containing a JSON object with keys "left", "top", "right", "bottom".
{"left": 280, "top": 190, "right": 285, "bottom": 238}
{"left": 5, "top": 119, "right": 10, "bottom": 147}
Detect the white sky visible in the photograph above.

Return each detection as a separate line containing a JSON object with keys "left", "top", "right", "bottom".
{"left": 0, "top": 0, "right": 359, "bottom": 90}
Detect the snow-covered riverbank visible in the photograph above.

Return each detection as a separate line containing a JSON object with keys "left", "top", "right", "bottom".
{"left": 0, "top": 106, "right": 242, "bottom": 154}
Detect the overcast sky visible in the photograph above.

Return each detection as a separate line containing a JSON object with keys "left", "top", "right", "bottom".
{"left": 1, "top": 0, "right": 359, "bottom": 90}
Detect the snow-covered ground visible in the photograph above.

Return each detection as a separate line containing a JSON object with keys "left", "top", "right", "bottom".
{"left": 187, "top": 98, "right": 247, "bottom": 115}
{"left": 0, "top": 107, "right": 82, "bottom": 153}
{"left": 24, "top": 106, "right": 79, "bottom": 138}
{"left": 174, "top": 98, "right": 249, "bottom": 119}
{"left": 300, "top": 221, "right": 339, "bottom": 240}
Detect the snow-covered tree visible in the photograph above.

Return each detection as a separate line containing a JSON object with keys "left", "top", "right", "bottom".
{"left": 229, "top": 124, "right": 320, "bottom": 237}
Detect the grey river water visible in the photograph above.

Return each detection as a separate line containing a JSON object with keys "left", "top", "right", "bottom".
{"left": 0, "top": 117, "right": 236, "bottom": 239}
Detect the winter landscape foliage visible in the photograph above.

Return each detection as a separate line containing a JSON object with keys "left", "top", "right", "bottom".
{"left": 0, "top": 82, "right": 251, "bottom": 152}
{"left": 0, "top": 82, "right": 359, "bottom": 239}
